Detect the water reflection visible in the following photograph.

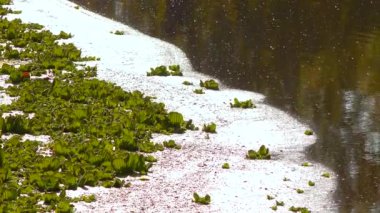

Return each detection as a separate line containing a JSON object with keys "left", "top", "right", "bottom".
{"left": 71, "top": 0, "right": 380, "bottom": 211}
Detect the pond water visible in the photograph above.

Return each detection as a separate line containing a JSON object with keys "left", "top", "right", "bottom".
{"left": 71, "top": 0, "right": 379, "bottom": 211}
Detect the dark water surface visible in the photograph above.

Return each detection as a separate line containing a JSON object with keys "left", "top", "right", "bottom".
{"left": 71, "top": 0, "right": 379, "bottom": 211}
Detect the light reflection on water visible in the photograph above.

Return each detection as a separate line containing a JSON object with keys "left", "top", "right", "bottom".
{"left": 71, "top": 0, "right": 379, "bottom": 211}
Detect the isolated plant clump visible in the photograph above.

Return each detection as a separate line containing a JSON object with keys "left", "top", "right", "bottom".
{"left": 200, "top": 79, "right": 219, "bottom": 90}
{"left": 230, "top": 98, "right": 256, "bottom": 108}
{"left": 193, "top": 192, "right": 211, "bottom": 205}
{"left": 246, "top": 145, "right": 271, "bottom": 160}
{"left": 147, "top": 65, "right": 182, "bottom": 76}
{"left": 202, "top": 122, "right": 217, "bottom": 133}
{"left": 0, "top": 6, "right": 192, "bottom": 211}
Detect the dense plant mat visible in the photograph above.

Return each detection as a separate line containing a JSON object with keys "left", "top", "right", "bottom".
{"left": 0, "top": 2, "right": 191, "bottom": 211}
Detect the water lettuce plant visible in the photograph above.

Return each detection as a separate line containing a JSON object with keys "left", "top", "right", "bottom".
{"left": 322, "top": 172, "right": 331, "bottom": 178}
{"left": 147, "top": 65, "right": 182, "bottom": 76}
{"left": 193, "top": 192, "right": 211, "bottom": 205}
{"left": 182, "top": 80, "right": 193, "bottom": 85}
{"left": 304, "top": 130, "right": 313, "bottom": 135}
{"left": 222, "top": 163, "right": 230, "bottom": 169}
{"left": 200, "top": 79, "right": 219, "bottom": 90}
{"left": 0, "top": 5, "right": 192, "bottom": 211}
{"left": 230, "top": 98, "right": 256, "bottom": 108}
{"left": 163, "top": 140, "right": 181, "bottom": 149}
{"left": 246, "top": 145, "right": 271, "bottom": 160}
{"left": 193, "top": 88, "right": 204, "bottom": 94}
{"left": 202, "top": 122, "right": 216, "bottom": 133}
{"left": 289, "top": 206, "right": 311, "bottom": 213}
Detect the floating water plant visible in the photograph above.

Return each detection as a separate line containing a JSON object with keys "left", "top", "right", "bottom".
{"left": 267, "top": 195, "right": 274, "bottom": 200}
{"left": 301, "top": 162, "right": 312, "bottom": 167}
{"left": 276, "top": 200, "right": 284, "bottom": 206}
{"left": 283, "top": 177, "right": 290, "bottom": 181}
{"left": 304, "top": 130, "right": 313, "bottom": 136}
{"left": 193, "top": 192, "right": 211, "bottom": 205}
{"left": 182, "top": 80, "right": 193, "bottom": 85}
{"left": 202, "top": 122, "right": 217, "bottom": 133}
{"left": 246, "top": 145, "right": 271, "bottom": 160}
{"left": 296, "top": 189, "right": 304, "bottom": 194}
{"left": 200, "top": 79, "right": 219, "bottom": 90}
{"left": 147, "top": 65, "right": 182, "bottom": 76}
{"left": 113, "top": 30, "right": 124, "bottom": 35}
{"left": 222, "top": 163, "right": 230, "bottom": 169}
{"left": 230, "top": 98, "right": 256, "bottom": 108}
{"left": 271, "top": 205, "right": 277, "bottom": 211}
{"left": 0, "top": 5, "right": 191, "bottom": 211}
{"left": 193, "top": 88, "right": 204, "bottom": 94}
{"left": 308, "top": 181, "right": 315, "bottom": 186}
{"left": 163, "top": 140, "right": 181, "bottom": 149}
{"left": 289, "top": 206, "right": 311, "bottom": 213}
{"left": 322, "top": 172, "right": 331, "bottom": 178}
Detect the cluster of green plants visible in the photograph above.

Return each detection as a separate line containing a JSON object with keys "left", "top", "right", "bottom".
{"left": 202, "top": 122, "right": 216, "bottom": 133}
{"left": 200, "top": 79, "right": 219, "bottom": 90}
{"left": 0, "top": 4, "right": 193, "bottom": 211}
{"left": 163, "top": 140, "right": 181, "bottom": 149}
{"left": 192, "top": 192, "right": 211, "bottom": 205}
{"left": 230, "top": 98, "right": 256, "bottom": 108}
{"left": 289, "top": 206, "right": 311, "bottom": 213}
{"left": 147, "top": 65, "right": 182, "bottom": 76}
{"left": 246, "top": 145, "right": 271, "bottom": 160}
{"left": 270, "top": 200, "right": 285, "bottom": 211}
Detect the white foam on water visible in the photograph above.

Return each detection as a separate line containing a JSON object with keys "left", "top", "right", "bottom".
{"left": 8, "top": 0, "right": 338, "bottom": 212}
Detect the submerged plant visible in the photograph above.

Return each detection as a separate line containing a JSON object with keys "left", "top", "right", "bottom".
{"left": 200, "top": 79, "right": 219, "bottom": 90}
{"left": 193, "top": 192, "right": 211, "bottom": 205}
{"left": 230, "top": 98, "right": 256, "bottom": 108}
{"left": 246, "top": 145, "right": 271, "bottom": 160}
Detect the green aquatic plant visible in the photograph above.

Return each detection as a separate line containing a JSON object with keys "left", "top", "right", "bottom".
{"left": 202, "top": 122, "right": 217, "bottom": 133}
{"left": 163, "top": 140, "right": 181, "bottom": 149}
{"left": 200, "top": 79, "right": 219, "bottom": 90}
{"left": 283, "top": 177, "right": 290, "bottom": 181}
{"left": 193, "top": 88, "right": 204, "bottom": 94}
{"left": 271, "top": 205, "right": 277, "bottom": 211}
{"left": 276, "top": 200, "right": 284, "bottom": 206}
{"left": 308, "top": 181, "right": 315, "bottom": 186}
{"left": 147, "top": 65, "right": 182, "bottom": 76}
{"left": 168, "top": 64, "right": 182, "bottom": 76}
{"left": 267, "top": 195, "right": 274, "bottom": 200}
{"left": 304, "top": 130, "right": 313, "bottom": 136}
{"left": 246, "top": 145, "right": 271, "bottom": 160}
{"left": 322, "top": 172, "right": 331, "bottom": 178}
{"left": 301, "top": 162, "right": 312, "bottom": 167}
{"left": 289, "top": 206, "right": 311, "bottom": 213}
{"left": 296, "top": 189, "right": 304, "bottom": 194}
{"left": 193, "top": 192, "right": 211, "bottom": 205}
{"left": 230, "top": 98, "right": 256, "bottom": 108}
{"left": 113, "top": 30, "right": 124, "bottom": 35}
{"left": 222, "top": 163, "right": 230, "bottom": 169}
{"left": 182, "top": 80, "right": 193, "bottom": 85}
